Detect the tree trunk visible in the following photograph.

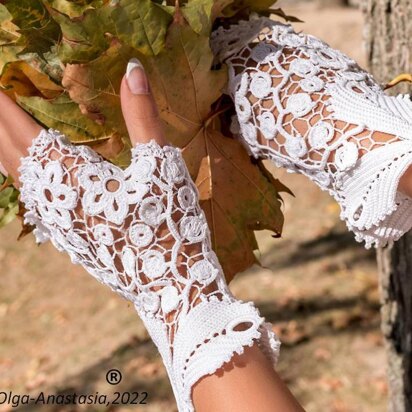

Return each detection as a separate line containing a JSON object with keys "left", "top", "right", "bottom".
{"left": 362, "top": 1, "right": 412, "bottom": 411}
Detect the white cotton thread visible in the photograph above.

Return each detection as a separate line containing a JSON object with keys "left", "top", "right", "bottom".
{"left": 18, "top": 128, "right": 281, "bottom": 412}
{"left": 210, "top": 16, "right": 412, "bottom": 248}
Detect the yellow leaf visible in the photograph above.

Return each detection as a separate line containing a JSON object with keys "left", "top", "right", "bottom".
{"left": 0, "top": 0, "right": 291, "bottom": 281}
{"left": 0, "top": 61, "right": 63, "bottom": 100}
{"left": 384, "top": 73, "right": 412, "bottom": 90}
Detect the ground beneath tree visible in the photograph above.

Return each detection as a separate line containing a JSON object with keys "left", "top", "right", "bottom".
{"left": 0, "top": 3, "right": 387, "bottom": 412}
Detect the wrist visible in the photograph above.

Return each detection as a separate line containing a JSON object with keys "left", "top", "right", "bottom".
{"left": 398, "top": 165, "right": 412, "bottom": 198}
{"left": 135, "top": 296, "right": 280, "bottom": 412}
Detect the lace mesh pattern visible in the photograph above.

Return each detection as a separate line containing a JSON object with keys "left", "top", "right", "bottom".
{"left": 212, "top": 17, "right": 412, "bottom": 247}
{"left": 18, "top": 129, "right": 280, "bottom": 412}
{"left": 16, "top": 17, "right": 412, "bottom": 411}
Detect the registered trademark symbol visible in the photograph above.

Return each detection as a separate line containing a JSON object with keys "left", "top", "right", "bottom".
{"left": 106, "top": 369, "right": 122, "bottom": 385}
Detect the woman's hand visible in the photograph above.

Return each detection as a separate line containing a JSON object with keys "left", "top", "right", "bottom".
{"left": 0, "top": 58, "right": 290, "bottom": 412}
{"left": 0, "top": 91, "right": 42, "bottom": 183}
{"left": 211, "top": 18, "right": 412, "bottom": 248}
{"left": 0, "top": 58, "right": 166, "bottom": 186}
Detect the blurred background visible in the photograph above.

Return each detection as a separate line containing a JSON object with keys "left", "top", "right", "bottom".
{"left": 0, "top": 1, "right": 387, "bottom": 411}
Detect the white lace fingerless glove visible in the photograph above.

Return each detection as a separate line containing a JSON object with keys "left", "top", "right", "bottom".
{"left": 211, "top": 17, "right": 412, "bottom": 248}
{"left": 18, "top": 129, "right": 280, "bottom": 412}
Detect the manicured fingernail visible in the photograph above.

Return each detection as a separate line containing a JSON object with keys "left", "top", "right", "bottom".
{"left": 126, "top": 58, "right": 149, "bottom": 95}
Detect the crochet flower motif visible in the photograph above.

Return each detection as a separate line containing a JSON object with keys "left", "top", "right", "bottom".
{"left": 160, "top": 150, "right": 186, "bottom": 184}
{"left": 78, "top": 162, "right": 148, "bottom": 225}
{"left": 189, "top": 254, "right": 220, "bottom": 286}
{"left": 32, "top": 161, "right": 78, "bottom": 230}
{"left": 257, "top": 111, "right": 277, "bottom": 140}
{"left": 251, "top": 43, "right": 280, "bottom": 63}
{"left": 177, "top": 186, "right": 197, "bottom": 210}
{"left": 308, "top": 122, "right": 334, "bottom": 149}
{"left": 180, "top": 215, "right": 208, "bottom": 243}
{"left": 129, "top": 223, "right": 153, "bottom": 247}
{"left": 299, "top": 76, "right": 324, "bottom": 93}
{"left": 93, "top": 224, "right": 114, "bottom": 245}
{"left": 289, "top": 58, "right": 319, "bottom": 78}
{"left": 160, "top": 285, "right": 180, "bottom": 314}
{"left": 235, "top": 95, "right": 252, "bottom": 123}
{"left": 250, "top": 71, "right": 272, "bottom": 98}
{"left": 285, "top": 93, "right": 315, "bottom": 117}
{"left": 135, "top": 291, "right": 160, "bottom": 317}
{"left": 335, "top": 142, "right": 359, "bottom": 171}
{"left": 211, "top": 16, "right": 412, "bottom": 249}
{"left": 284, "top": 136, "right": 307, "bottom": 158}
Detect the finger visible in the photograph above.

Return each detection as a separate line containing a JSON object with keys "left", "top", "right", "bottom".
{"left": 120, "top": 58, "right": 167, "bottom": 147}
{"left": 0, "top": 91, "right": 43, "bottom": 154}
{"left": 0, "top": 91, "right": 43, "bottom": 184}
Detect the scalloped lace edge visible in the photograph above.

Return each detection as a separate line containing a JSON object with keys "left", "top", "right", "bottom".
{"left": 248, "top": 142, "right": 412, "bottom": 250}
{"left": 337, "top": 144, "right": 412, "bottom": 248}
{"left": 18, "top": 128, "right": 282, "bottom": 412}
{"left": 180, "top": 318, "right": 281, "bottom": 412}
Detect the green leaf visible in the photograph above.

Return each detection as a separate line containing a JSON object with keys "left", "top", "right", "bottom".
{"left": 0, "top": 175, "right": 19, "bottom": 228}
{"left": 0, "top": 202, "right": 19, "bottom": 228}
{"left": 6, "top": 0, "right": 61, "bottom": 57}
{"left": 18, "top": 89, "right": 131, "bottom": 166}
{"left": 17, "top": 93, "right": 108, "bottom": 142}
{"left": 47, "top": 4, "right": 113, "bottom": 63}
{"left": 0, "top": 5, "right": 22, "bottom": 74}
{"left": 181, "top": 0, "right": 214, "bottom": 35}
{"left": 47, "top": 0, "right": 105, "bottom": 18}
{"left": 0, "top": 187, "right": 17, "bottom": 208}
{"left": 0, "top": 4, "right": 20, "bottom": 45}
{"left": 0, "top": 0, "right": 294, "bottom": 281}
{"left": 0, "top": 44, "right": 22, "bottom": 75}
{"left": 49, "top": 0, "right": 172, "bottom": 63}
{"left": 109, "top": 0, "right": 172, "bottom": 56}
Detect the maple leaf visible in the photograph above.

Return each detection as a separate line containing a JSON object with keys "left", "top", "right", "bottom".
{"left": 0, "top": 4, "right": 22, "bottom": 73}
{"left": 6, "top": 0, "right": 62, "bottom": 57}
{"left": 46, "top": 0, "right": 106, "bottom": 19}
{"left": 0, "top": 60, "right": 63, "bottom": 100}
{"left": 140, "top": 8, "right": 287, "bottom": 279}
{"left": 0, "top": 3, "right": 19, "bottom": 45}
{"left": 0, "top": 0, "right": 294, "bottom": 282}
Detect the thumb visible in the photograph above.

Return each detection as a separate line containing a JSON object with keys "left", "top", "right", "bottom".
{"left": 120, "top": 58, "right": 167, "bottom": 147}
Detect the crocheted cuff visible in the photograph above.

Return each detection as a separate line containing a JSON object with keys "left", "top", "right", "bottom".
{"left": 336, "top": 140, "right": 412, "bottom": 248}
{"left": 19, "top": 128, "right": 282, "bottom": 412}
{"left": 19, "top": 129, "right": 65, "bottom": 244}
{"left": 210, "top": 16, "right": 277, "bottom": 62}
{"left": 137, "top": 298, "right": 280, "bottom": 412}
{"left": 18, "top": 128, "right": 104, "bottom": 245}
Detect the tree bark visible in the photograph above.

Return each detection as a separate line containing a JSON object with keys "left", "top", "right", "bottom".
{"left": 363, "top": 0, "right": 412, "bottom": 84}
{"left": 377, "top": 242, "right": 412, "bottom": 412}
{"left": 362, "top": 1, "right": 412, "bottom": 411}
